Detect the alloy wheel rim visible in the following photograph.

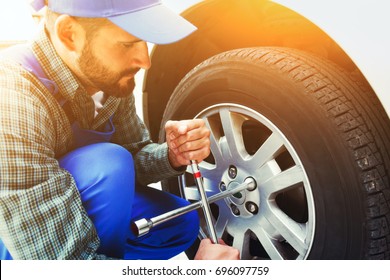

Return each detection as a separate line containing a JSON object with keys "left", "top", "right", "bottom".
{"left": 179, "top": 103, "right": 315, "bottom": 259}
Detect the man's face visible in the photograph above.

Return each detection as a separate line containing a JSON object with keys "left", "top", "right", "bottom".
{"left": 76, "top": 22, "right": 151, "bottom": 98}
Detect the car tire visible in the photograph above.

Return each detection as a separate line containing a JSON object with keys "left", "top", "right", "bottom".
{"left": 159, "top": 47, "right": 390, "bottom": 259}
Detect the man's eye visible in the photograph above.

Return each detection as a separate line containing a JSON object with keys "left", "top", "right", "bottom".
{"left": 123, "top": 43, "right": 135, "bottom": 48}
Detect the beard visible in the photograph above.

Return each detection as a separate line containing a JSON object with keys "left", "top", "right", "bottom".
{"left": 77, "top": 40, "right": 139, "bottom": 98}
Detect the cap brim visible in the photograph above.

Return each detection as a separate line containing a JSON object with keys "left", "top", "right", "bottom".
{"left": 108, "top": 3, "right": 197, "bottom": 45}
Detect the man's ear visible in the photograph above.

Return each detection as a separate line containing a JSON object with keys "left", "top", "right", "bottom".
{"left": 54, "top": 14, "right": 84, "bottom": 52}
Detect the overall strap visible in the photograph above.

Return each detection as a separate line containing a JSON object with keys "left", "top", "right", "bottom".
{"left": 1, "top": 44, "right": 66, "bottom": 104}
{"left": 2, "top": 44, "right": 115, "bottom": 147}
{"left": 1, "top": 44, "right": 76, "bottom": 125}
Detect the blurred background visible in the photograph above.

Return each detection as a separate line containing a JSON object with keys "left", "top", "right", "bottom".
{"left": 0, "top": 1, "right": 40, "bottom": 49}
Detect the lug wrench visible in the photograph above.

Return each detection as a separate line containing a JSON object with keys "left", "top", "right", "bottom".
{"left": 190, "top": 160, "right": 218, "bottom": 244}
{"left": 131, "top": 175, "right": 256, "bottom": 239}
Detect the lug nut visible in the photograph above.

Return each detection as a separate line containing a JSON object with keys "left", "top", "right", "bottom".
{"left": 245, "top": 202, "right": 258, "bottom": 214}
{"left": 228, "top": 165, "right": 237, "bottom": 179}
{"left": 231, "top": 204, "right": 240, "bottom": 216}
{"left": 219, "top": 182, "right": 227, "bottom": 191}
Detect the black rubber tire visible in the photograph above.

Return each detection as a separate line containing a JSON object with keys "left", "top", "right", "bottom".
{"left": 160, "top": 47, "right": 390, "bottom": 259}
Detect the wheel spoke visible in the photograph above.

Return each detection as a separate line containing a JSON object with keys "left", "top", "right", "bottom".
{"left": 256, "top": 159, "right": 282, "bottom": 184}
{"left": 214, "top": 202, "right": 230, "bottom": 236}
{"left": 245, "top": 132, "right": 284, "bottom": 170}
{"left": 232, "top": 230, "right": 251, "bottom": 259}
{"left": 252, "top": 224, "right": 283, "bottom": 260}
{"left": 203, "top": 116, "right": 224, "bottom": 165}
{"left": 182, "top": 186, "right": 200, "bottom": 201}
{"left": 198, "top": 161, "right": 219, "bottom": 182}
{"left": 219, "top": 108, "right": 247, "bottom": 160}
{"left": 265, "top": 204, "right": 308, "bottom": 256}
{"left": 262, "top": 165, "right": 306, "bottom": 197}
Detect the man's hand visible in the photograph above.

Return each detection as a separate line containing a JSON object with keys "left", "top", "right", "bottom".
{"left": 165, "top": 119, "right": 210, "bottom": 169}
{"left": 194, "top": 239, "right": 240, "bottom": 260}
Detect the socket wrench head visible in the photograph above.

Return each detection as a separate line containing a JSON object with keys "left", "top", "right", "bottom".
{"left": 131, "top": 218, "right": 153, "bottom": 237}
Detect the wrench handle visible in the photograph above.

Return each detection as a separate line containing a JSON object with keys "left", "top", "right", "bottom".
{"left": 190, "top": 160, "right": 219, "bottom": 244}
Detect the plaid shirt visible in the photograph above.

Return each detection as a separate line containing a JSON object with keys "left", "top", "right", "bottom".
{"left": 0, "top": 28, "right": 183, "bottom": 259}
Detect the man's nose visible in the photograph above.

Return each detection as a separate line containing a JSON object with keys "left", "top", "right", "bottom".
{"left": 133, "top": 42, "right": 151, "bottom": 70}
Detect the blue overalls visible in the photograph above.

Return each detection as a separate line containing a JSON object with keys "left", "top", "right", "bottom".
{"left": 0, "top": 45, "right": 199, "bottom": 260}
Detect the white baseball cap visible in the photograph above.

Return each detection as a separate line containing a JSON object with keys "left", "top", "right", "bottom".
{"left": 31, "top": 0, "right": 197, "bottom": 44}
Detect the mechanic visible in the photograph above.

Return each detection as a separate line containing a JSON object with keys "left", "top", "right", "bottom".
{"left": 0, "top": 0, "right": 240, "bottom": 260}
